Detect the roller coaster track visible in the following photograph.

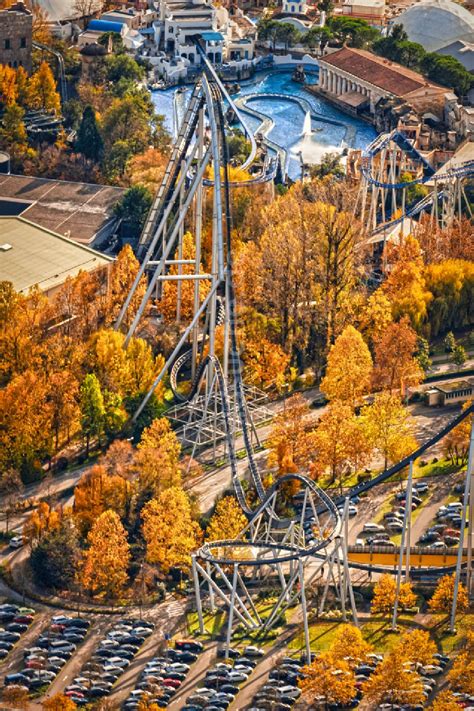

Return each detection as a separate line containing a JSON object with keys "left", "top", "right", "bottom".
{"left": 32, "top": 42, "right": 68, "bottom": 103}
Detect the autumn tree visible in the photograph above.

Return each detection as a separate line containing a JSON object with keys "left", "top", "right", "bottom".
{"left": 105, "top": 245, "right": 148, "bottom": 331}
{"left": 416, "top": 215, "right": 474, "bottom": 264}
{"left": 1, "top": 685, "right": 30, "bottom": 709}
{"left": 160, "top": 232, "right": 210, "bottom": 324}
{"left": 47, "top": 370, "right": 80, "bottom": 450}
{"left": 373, "top": 317, "right": 423, "bottom": 394}
{"left": 141, "top": 487, "right": 201, "bottom": 574}
{"left": 363, "top": 647, "right": 424, "bottom": 708}
{"left": 206, "top": 496, "right": 247, "bottom": 542}
{"left": 382, "top": 236, "right": 430, "bottom": 329}
{"left": 126, "top": 147, "right": 167, "bottom": 193}
{"left": 136, "top": 418, "right": 182, "bottom": 497}
{"left": 371, "top": 573, "right": 416, "bottom": 616}
{"left": 320, "top": 325, "right": 373, "bottom": 408}
{"left": 29, "top": 61, "right": 61, "bottom": 114}
{"left": 79, "top": 373, "right": 105, "bottom": 453}
{"left": 443, "top": 400, "right": 472, "bottom": 465}
{"left": 0, "top": 64, "right": 18, "bottom": 105}
{"left": 429, "top": 689, "right": 467, "bottom": 711}
{"left": 300, "top": 651, "right": 356, "bottom": 709}
{"left": 23, "top": 501, "right": 61, "bottom": 546}
{"left": 359, "top": 288, "right": 393, "bottom": 346}
{"left": 242, "top": 337, "right": 290, "bottom": 392}
{"left": 448, "top": 651, "right": 474, "bottom": 695}
{"left": 361, "top": 392, "right": 418, "bottom": 470}
{"left": 312, "top": 400, "right": 372, "bottom": 490}
{"left": 74, "top": 464, "right": 133, "bottom": 535}
{"left": 43, "top": 693, "right": 78, "bottom": 711}
{"left": 0, "top": 101, "right": 33, "bottom": 165}
{"left": 99, "top": 439, "right": 136, "bottom": 479}
{"left": 398, "top": 629, "right": 436, "bottom": 667}
{"left": 81, "top": 509, "right": 130, "bottom": 598}
{"left": 429, "top": 573, "right": 469, "bottom": 614}
{"left": 267, "top": 394, "right": 316, "bottom": 476}
{"left": 330, "top": 624, "right": 373, "bottom": 668}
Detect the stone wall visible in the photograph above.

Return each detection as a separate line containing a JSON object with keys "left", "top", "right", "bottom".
{"left": 0, "top": 8, "right": 33, "bottom": 73}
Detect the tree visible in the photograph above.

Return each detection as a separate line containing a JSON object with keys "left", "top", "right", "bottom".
{"left": 371, "top": 573, "right": 416, "bottom": 616}
{"left": 444, "top": 331, "right": 456, "bottom": 352}
{"left": 382, "top": 236, "right": 430, "bottom": 329}
{"left": 47, "top": 370, "right": 80, "bottom": 450}
{"left": 106, "top": 244, "right": 149, "bottom": 331}
{"left": 313, "top": 400, "right": 372, "bottom": 490}
{"left": 114, "top": 184, "right": 153, "bottom": 241}
{"left": 75, "top": 105, "right": 103, "bottom": 162}
{"left": 267, "top": 394, "right": 317, "bottom": 476}
{"left": 448, "top": 652, "right": 474, "bottom": 695}
{"left": 421, "top": 52, "right": 472, "bottom": 96}
{"left": 136, "top": 418, "right": 182, "bottom": 497}
{"left": 310, "top": 152, "right": 344, "bottom": 179}
{"left": 372, "top": 317, "right": 423, "bottom": 394}
{"left": 23, "top": 501, "right": 61, "bottom": 546}
{"left": 79, "top": 373, "right": 105, "bottom": 454}
{"left": 0, "top": 468, "right": 23, "bottom": 534}
{"left": 29, "top": 61, "right": 61, "bottom": 114}
{"left": 206, "top": 497, "right": 247, "bottom": 542}
{"left": 126, "top": 147, "right": 167, "bottom": 193}
{"left": 105, "top": 54, "right": 144, "bottom": 83}
{"left": 242, "top": 337, "right": 290, "bottom": 392}
{"left": 73, "top": 0, "right": 104, "bottom": 18}
{"left": 81, "top": 509, "right": 130, "bottom": 598}
{"left": 361, "top": 392, "right": 417, "bottom": 470}
{"left": 0, "top": 64, "right": 18, "bottom": 105}
{"left": 0, "top": 101, "right": 32, "bottom": 165}
{"left": 30, "top": 519, "right": 79, "bottom": 591}
{"left": 300, "top": 651, "right": 356, "bottom": 709}
{"left": 1, "top": 685, "right": 30, "bottom": 709}
{"left": 443, "top": 400, "right": 472, "bottom": 465}
{"left": 416, "top": 336, "right": 432, "bottom": 372}
{"left": 452, "top": 344, "right": 466, "bottom": 367}
{"left": 328, "top": 16, "right": 380, "bottom": 48}
{"left": 160, "top": 231, "right": 210, "bottom": 324}
{"left": 99, "top": 439, "right": 136, "bottom": 479}
{"left": 398, "top": 629, "right": 436, "bottom": 667}
{"left": 141, "top": 487, "right": 201, "bottom": 574}
{"left": 43, "top": 693, "right": 78, "bottom": 711}
{"left": 363, "top": 647, "right": 424, "bottom": 707}
{"left": 429, "top": 689, "right": 467, "bottom": 711}
{"left": 429, "top": 573, "right": 469, "bottom": 614}
{"left": 74, "top": 464, "right": 132, "bottom": 535}
{"left": 330, "top": 624, "right": 372, "bottom": 668}
{"left": 321, "top": 325, "right": 373, "bottom": 407}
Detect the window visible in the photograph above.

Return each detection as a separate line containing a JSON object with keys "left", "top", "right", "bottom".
{"left": 20, "top": 37, "right": 26, "bottom": 48}
{"left": 4, "top": 39, "right": 10, "bottom": 50}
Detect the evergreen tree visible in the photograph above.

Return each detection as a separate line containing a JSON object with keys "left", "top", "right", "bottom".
{"left": 30, "top": 520, "right": 79, "bottom": 590}
{"left": 75, "top": 105, "right": 104, "bottom": 162}
{"left": 114, "top": 184, "right": 152, "bottom": 240}
{"left": 79, "top": 373, "right": 105, "bottom": 453}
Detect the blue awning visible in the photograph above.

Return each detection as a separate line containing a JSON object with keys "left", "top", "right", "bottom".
{"left": 201, "top": 31, "right": 224, "bottom": 42}
{"left": 88, "top": 19, "right": 124, "bottom": 33}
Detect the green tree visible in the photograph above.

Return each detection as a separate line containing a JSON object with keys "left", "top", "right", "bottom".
{"left": 114, "top": 184, "right": 153, "bottom": 240}
{"left": 328, "top": 16, "right": 380, "bottom": 48}
{"left": 75, "top": 105, "right": 103, "bottom": 162}
{"left": 422, "top": 53, "right": 472, "bottom": 96}
{"left": 105, "top": 53, "right": 145, "bottom": 83}
{"left": 416, "top": 336, "right": 432, "bottom": 372}
{"left": 79, "top": 373, "right": 105, "bottom": 453}
{"left": 310, "top": 152, "right": 344, "bottom": 179}
{"left": 452, "top": 344, "right": 466, "bottom": 367}
{"left": 0, "top": 101, "right": 31, "bottom": 164}
{"left": 30, "top": 519, "right": 79, "bottom": 590}
{"left": 444, "top": 330, "right": 456, "bottom": 352}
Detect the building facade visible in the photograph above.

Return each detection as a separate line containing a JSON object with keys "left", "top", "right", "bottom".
{"left": 0, "top": 1, "right": 33, "bottom": 73}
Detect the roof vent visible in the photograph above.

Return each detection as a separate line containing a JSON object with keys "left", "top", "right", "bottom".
{"left": 0, "top": 243, "right": 12, "bottom": 251}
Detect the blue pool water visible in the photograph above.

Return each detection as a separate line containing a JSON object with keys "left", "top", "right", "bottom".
{"left": 151, "top": 70, "right": 376, "bottom": 181}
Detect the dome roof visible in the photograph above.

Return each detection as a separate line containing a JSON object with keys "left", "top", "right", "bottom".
{"left": 396, "top": 0, "right": 474, "bottom": 52}
{"left": 31, "top": 0, "right": 77, "bottom": 22}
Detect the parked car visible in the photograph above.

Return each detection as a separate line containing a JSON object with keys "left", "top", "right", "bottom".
{"left": 9, "top": 536, "right": 24, "bottom": 549}
{"left": 362, "top": 523, "right": 385, "bottom": 533}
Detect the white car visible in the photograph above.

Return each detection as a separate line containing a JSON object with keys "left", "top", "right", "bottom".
{"left": 363, "top": 523, "right": 385, "bottom": 533}
{"left": 228, "top": 671, "right": 248, "bottom": 683}
{"left": 338, "top": 505, "right": 358, "bottom": 517}
{"left": 244, "top": 645, "right": 264, "bottom": 657}
{"left": 132, "top": 626, "right": 152, "bottom": 637}
{"left": 280, "top": 686, "right": 301, "bottom": 699}
{"left": 9, "top": 536, "right": 24, "bottom": 549}
{"left": 421, "top": 664, "right": 443, "bottom": 676}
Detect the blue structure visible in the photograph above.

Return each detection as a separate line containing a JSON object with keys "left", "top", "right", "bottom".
{"left": 87, "top": 19, "right": 124, "bottom": 34}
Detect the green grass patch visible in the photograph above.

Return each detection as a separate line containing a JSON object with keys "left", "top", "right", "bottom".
{"left": 425, "top": 612, "right": 474, "bottom": 654}
{"left": 186, "top": 609, "right": 226, "bottom": 639}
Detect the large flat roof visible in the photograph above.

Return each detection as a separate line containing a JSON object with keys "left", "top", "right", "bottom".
{"left": 0, "top": 174, "right": 124, "bottom": 246}
{"left": 321, "top": 47, "right": 446, "bottom": 97}
{"left": 0, "top": 217, "right": 112, "bottom": 295}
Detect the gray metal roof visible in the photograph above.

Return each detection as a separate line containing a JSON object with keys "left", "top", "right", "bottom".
{"left": 0, "top": 217, "right": 112, "bottom": 295}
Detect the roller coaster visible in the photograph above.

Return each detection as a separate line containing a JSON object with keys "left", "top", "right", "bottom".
{"left": 117, "top": 49, "right": 474, "bottom": 656}
{"left": 359, "top": 129, "right": 474, "bottom": 237}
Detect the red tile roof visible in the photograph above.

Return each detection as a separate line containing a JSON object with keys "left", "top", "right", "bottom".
{"left": 320, "top": 47, "right": 446, "bottom": 96}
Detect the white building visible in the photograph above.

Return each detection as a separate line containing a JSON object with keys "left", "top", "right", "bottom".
{"left": 146, "top": 0, "right": 256, "bottom": 82}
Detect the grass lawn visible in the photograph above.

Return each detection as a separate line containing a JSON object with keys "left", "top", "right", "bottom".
{"left": 186, "top": 609, "right": 226, "bottom": 638}
{"left": 425, "top": 612, "right": 474, "bottom": 654}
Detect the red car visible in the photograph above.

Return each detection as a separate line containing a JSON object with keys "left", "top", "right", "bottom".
{"left": 162, "top": 678, "right": 181, "bottom": 689}
{"left": 14, "top": 616, "right": 34, "bottom": 625}
{"left": 50, "top": 624, "right": 66, "bottom": 633}
{"left": 26, "top": 660, "right": 44, "bottom": 670}
{"left": 65, "top": 690, "right": 84, "bottom": 698}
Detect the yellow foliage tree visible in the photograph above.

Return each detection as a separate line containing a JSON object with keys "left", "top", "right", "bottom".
{"left": 448, "top": 651, "right": 474, "bottom": 695}
{"left": 136, "top": 418, "right": 182, "bottom": 496}
{"left": 429, "top": 573, "right": 469, "bottom": 614}
{"left": 361, "top": 392, "right": 418, "bottom": 470}
{"left": 81, "top": 509, "right": 130, "bottom": 598}
{"left": 23, "top": 501, "right": 62, "bottom": 546}
{"left": 320, "top": 325, "right": 373, "bottom": 408}
{"left": 74, "top": 464, "right": 132, "bottom": 535}
{"left": 382, "top": 236, "right": 431, "bottom": 329}
{"left": 363, "top": 647, "right": 424, "bottom": 707}
{"left": 299, "top": 651, "right": 356, "bottom": 707}
{"left": 106, "top": 244, "right": 148, "bottom": 331}
{"left": 0, "top": 64, "right": 18, "bottom": 105}
{"left": 206, "top": 496, "right": 247, "bottom": 542}
{"left": 29, "top": 61, "right": 60, "bottom": 114}
{"left": 359, "top": 288, "right": 393, "bottom": 346}
{"left": 126, "top": 147, "right": 168, "bottom": 193}
{"left": 429, "top": 689, "right": 466, "bottom": 711}
{"left": 43, "top": 694, "right": 77, "bottom": 711}
{"left": 242, "top": 337, "right": 290, "bottom": 392}
{"left": 160, "top": 232, "right": 210, "bottom": 324}
{"left": 398, "top": 629, "right": 436, "bottom": 667}
{"left": 267, "top": 394, "right": 316, "bottom": 476}
{"left": 330, "top": 624, "right": 373, "bottom": 668}
{"left": 371, "top": 574, "right": 416, "bottom": 616}
{"left": 373, "top": 317, "right": 423, "bottom": 394}
{"left": 1, "top": 684, "right": 30, "bottom": 709}
{"left": 141, "top": 487, "right": 201, "bottom": 574}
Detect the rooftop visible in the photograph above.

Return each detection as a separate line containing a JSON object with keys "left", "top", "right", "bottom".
{"left": 321, "top": 47, "right": 446, "bottom": 96}
{"left": 435, "top": 379, "right": 473, "bottom": 393}
{"left": 87, "top": 19, "right": 125, "bottom": 33}
{"left": 0, "top": 217, "right": 112, "bottom": 295}
{"left": 0, "top": 173, "right": 124, "bottom": 246}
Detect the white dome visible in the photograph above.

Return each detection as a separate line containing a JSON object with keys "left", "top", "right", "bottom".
{"left": 396, "top": 0, "right": 474, "bottom": 52}
{"left": 31, "top": 0, "right": 77, "bottom": 21}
